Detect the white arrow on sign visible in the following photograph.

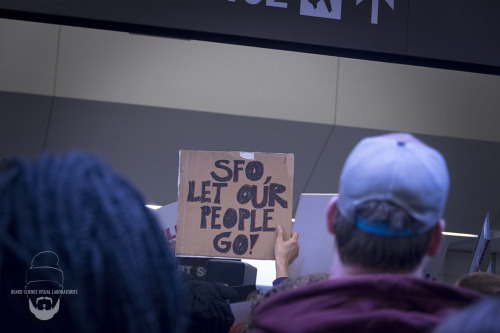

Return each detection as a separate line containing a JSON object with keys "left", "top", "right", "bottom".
{"left": 356, "top": 0, "right": 394, "bottom": 24}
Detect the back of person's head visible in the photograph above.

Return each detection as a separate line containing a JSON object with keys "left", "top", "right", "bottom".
{"left": 332, "top": 133, "right": 449, "bottom": 273}
{"left": 455, "top": 272, "right": 500, "bottom": 296}
{"left": 0, "top": 151, "right": 186, "bottom": 333}
{"left": 431, "top": 297, "right": 500, "bottom": 333}
{"left": 182, "top": 272, "right": 237, "bottom": 333}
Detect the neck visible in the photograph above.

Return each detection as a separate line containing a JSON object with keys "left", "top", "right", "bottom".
{"left": 329, "top": 249, "right": 427, "bottom": 279}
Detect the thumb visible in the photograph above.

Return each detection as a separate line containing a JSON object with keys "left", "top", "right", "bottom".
{"left": 276, "top": 225, "right": 284, "bottom": 240}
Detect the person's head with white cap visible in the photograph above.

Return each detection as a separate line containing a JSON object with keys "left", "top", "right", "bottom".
{"left": 327, "top": 132, "right": 449, "bottom": 277}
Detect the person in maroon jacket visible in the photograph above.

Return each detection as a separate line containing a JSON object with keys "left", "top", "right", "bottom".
{"left": 249, "top": 133, "right": 483, "bottom": 333}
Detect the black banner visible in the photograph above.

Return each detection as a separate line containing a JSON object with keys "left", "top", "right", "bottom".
{"left": 1, "top": 0, "right": 499, "bottom": 75}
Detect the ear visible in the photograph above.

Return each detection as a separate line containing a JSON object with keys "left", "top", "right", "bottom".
{"left": 326, "top": 196, "right": 339, "bottom": 235}
{"left": 426, "top": 218, "right": 445, "bottom": 257}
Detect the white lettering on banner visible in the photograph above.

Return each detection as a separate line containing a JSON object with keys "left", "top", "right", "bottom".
{"left": 301, "top": 0, "right": 342, "bottom": 20}
{"left": 356, "top": 0, "right": 394, "bottom": 24}
{"left": 227, "top": 0, "right": 396, "bottom": 25}
{"left": 196, "top": 266, "right": 206, "bottom": 277}
{"left": 268, "top": 0, "right": 288, "bottom": 8}
{"left": 227, "top": 0, "right": 285, "bottom": 5}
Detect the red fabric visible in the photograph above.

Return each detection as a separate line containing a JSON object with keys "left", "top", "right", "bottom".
{"left": 229, "top": 321, "right": 242, "bottom": 333}
{"left": 250, "top": 274, "right": 482, "bottom": 333}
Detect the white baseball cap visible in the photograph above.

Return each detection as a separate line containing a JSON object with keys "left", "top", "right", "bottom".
{"left": 337, "top": 133, "right": 449, "bottom": 235}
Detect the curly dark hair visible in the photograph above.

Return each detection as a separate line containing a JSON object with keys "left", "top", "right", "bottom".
{"left": 0, "top": 151, "right": 186, "bottom": 333}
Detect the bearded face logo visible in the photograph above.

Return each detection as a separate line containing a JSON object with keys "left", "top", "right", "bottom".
{"left": 25, "top": 251, "right": 64, "bottom": 320}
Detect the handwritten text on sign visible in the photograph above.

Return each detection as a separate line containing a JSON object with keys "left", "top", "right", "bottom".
{"left": 176, "top": 151, "right": 294, "bottom": 260}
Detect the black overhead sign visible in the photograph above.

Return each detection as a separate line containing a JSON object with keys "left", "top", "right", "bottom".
{"left": 1, "top": 0, "right": 499, "bottom": 75}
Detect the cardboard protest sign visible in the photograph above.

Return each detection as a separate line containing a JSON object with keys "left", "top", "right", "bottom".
{"left": 176, "top": 150, "right": 294, "bottom": 260}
